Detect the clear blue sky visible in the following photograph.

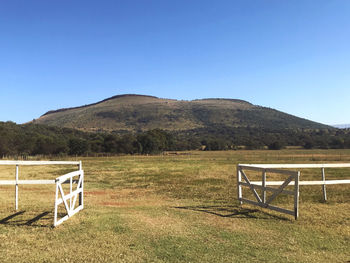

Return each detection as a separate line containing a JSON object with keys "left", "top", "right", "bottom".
{"left": 1, "top": 0, "right": 349, "bottom": 125}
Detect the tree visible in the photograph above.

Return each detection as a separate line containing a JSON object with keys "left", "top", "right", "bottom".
{"left": 69, "top": 138, "right": 88, "bottom": 155}
{"left": 268, "top": 141, "right": 285, "bottom": 150}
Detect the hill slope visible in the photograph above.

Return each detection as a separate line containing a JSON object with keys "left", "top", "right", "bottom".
{"left": 34, "top": 94, "right": 330, "bottom": 132}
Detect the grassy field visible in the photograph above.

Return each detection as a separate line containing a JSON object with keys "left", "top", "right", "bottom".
{"left": 0, "top": 150, "right": 349, "bottom": 262}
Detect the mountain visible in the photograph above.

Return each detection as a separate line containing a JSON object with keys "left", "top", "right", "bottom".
{"left": 33, "top": 94, "right": 331, "bottom": 133}
{"left": 333, "top": 124, "right": 350, "bottom": 129}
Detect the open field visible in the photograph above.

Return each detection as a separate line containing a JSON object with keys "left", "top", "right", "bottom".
{"left": 0, "top": 149, "right": 349, "bottom": 262}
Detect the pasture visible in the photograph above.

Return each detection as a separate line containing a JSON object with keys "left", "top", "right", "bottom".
{"left": 0, "top": 149, "right": 349, "bottom": 262}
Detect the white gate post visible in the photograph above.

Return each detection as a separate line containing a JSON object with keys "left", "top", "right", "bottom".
{"left": 15, "top": 165, "right": 19, "bottom": 210}
{"left": 294, "top": 171, "right": 300, "bottom": 220}
{"left": 262, "top": 170, "right": 266, "bottom": 203}
{"left": 321, "top": 168, "right": 327, "bottom": 201}
{"left": 79, "top": 161, "right": 83, "bottom": 207}
{"left": 237, "top": 165, "right": 242, "bottom": 204}
{"left": 54, "top": 181, "right": 59, "bottom": 227}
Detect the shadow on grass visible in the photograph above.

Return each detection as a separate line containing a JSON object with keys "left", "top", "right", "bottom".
{"left": 0, "top": 211, "right": 65, "bottom": 227}
{"left": 174, "top": 205, "right": 289, "bottom": 220}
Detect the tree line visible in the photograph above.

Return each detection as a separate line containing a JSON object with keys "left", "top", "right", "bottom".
{"left": 1, "top": 121, "right": 350, "bottom": 156}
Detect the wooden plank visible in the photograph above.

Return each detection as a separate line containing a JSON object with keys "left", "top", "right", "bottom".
{"left": 322, "top": 168, "right": 327, "bottom": 201}
{"left": 55, "top": 214, "right": 69, "bottom": 227}
{"left": 70, "top": 177, "right": 73, "bottom": 209}
{"left": 238, "top": 165, "right": 265, "bottom": 172}
{"left": 237, "top": 166, "right": 243, "bottom": 205}
{"left": 0, "top": 181, "right": 16, "bottom": 185}
{"left": 265, "top": 174, "right": 295, "bottom": 205}
{"left": 56, "top": 170, "right": 81, "bottom": 183}
{"left": 72, "top": 174, "right": 83, "bottom": 210}
{"left": 239, "top": 165, "right": 297, "bottom": 176}
{"left": 239, "top": 163, "right": 350, "bottom": 169}
{"left": 15, "top": 165, "right": 18, "bottom": 210}
{"left": 250, "top": 180, "right": 350, "bottom": 186}
{"left": 56, "top": 188, "right": 83, "bottom": 206}
{"left": 294, "top": 172, "right": 300, "bottom": 220}
{"left": 0, "top": 180, "right": 56, "bottom": 185}
{"left": 239, "top": 198, "right": 295, "bottom": 216}
{"left": 240, "top": 170, "right": 262, "bottom": 203}
{"left": 262, "top": 170, "right": 266, "bottom": 203}
{"left": 54, "top": 205, "right": 83, "bottom": 227}
{"left": 54, "top": 182, "right": 59, "bottom": 227}
{"left": 0, "top": 161, "right": 80, "bottom": 166}
{"left": 80, "top": 171, "right": 84, "bottom": 208}
{"left": 58, "top": 184, "right": 71, "bottom": 216}
{"left": 240, "top": 182, "right": 294, "bottom": 195}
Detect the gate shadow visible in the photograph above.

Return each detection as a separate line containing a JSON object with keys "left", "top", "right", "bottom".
{"left": 0, "top": 211, "right": 65, "bottom": 227}
{"left": 174, "top": 204, "right": 289, "bottom": 220}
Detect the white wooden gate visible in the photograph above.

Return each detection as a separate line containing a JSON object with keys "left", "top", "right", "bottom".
{"left": 237, "top": 163, "right": 350, "bottom": 219}
{"left": 237, "top": 164, "right": 300, "bottom": 219}
{"left": 0, "top": 160, "right": 84, "bottom": 227}
{"left": 54, "top": 170, "right": 84, "bottom": 227}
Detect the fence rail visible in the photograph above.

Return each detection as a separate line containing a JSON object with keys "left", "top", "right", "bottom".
{"left": 0, "top": 160, "right": 84, "bottom": 227}
{"left": 237, "top": 163, "right": 350, "bottom": 219}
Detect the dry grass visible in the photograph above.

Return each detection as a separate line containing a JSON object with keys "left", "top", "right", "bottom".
{"left": 0, "top": 149, "right": 349, "bottom": 262}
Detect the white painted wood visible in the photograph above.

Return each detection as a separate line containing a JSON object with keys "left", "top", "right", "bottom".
{"left": 54, "top": 182, "right": 59, "bottom": 227}
{"left": 56, "top": 188, "right": 83, "bottom": 206}
{"left": 15, "top": 165, "right": 19, "bottom": 210}
{"left": 54, "top": 169, "right": 84, "bottom": 227}
{"left": 70, "top": 176, "right": 72, "bottom": 209}
{"left": 262, "top": 170, "right": 266, "bottom": 203}
{"left": 239, "top": 198, "right": 295, "bottom": 216}
{"left": 55, "top": 206, "right": 83, "bottom": 226}
{"left": 237, "top": 166, "right": 242, "bottom": 205}
{"left": 0, "top": 161, "right": 80, "bottom": 166}
{"left": 241, "top": 170, "right": 262, "bottom": 203}
{"left": 321, "top": 168, "right": 327, "bottom": 201}
{"left": 238, "top": 165, "right": 298, "bottom": 176}
{"left": 240, "top": 182, "right": 294, "bottom": 195}
{"left": 294, "top": 172, "right": 300, "bottom": 220}
{"left": 0, "top": 159, "right": 83, "bottom": 227}
{"left": 58, "top": 184, "right": 71, "bottom": 216}
{"left": 238, "top": 165, "right": 299, "bottom": 219}
{"left": 80, "top": 171, "right": 84, "bottom": 208}
{"left": 265, "top": 175, "right": 295, "bottom": 205}
{"left": 250, "top": 180, "right": 350, "bottom": 186}
{"left": 239, "top": 163, "right": 350, "bottom": 169}
{"left": 56, "top": 170, "right": 81, "bottom": 183}
{"left": 238, "top": 163, "right": 350, "bottom": 220}
{"left": 0, "top": 180, "right": 56, "bottom": 185}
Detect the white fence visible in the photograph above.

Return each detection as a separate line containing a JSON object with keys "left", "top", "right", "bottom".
{"left": 237, "top": 163, "right": 350, "bottom": 219}
{"left": 0, "top": 161, "right": 84, "bottom": 227}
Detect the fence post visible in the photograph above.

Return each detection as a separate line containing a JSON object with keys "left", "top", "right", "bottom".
{"left": 54, "top": 180, "right": 59, "bottom": 227}
{"left": 80, "top": 171, "right": 84, "bottom": 208}
{"left": 15, "top": 165, "right": 19, "bottom": 210}
{"left": 321, "top": 168, "right": 327, "bottom": 202}
{"left": 294, "top": 171, "right": 300, "bottom": 220}
{"left": 262, "top": 169, "right": 266, "bottom": 203}
{"left": 237, "top": 165, "right": 242, "bottom": 204}
{"left": 79, "top": 162, "right": 83, "bottom": 207}
{"left": 70, "top": 176, "right": 73, "bottom": 209}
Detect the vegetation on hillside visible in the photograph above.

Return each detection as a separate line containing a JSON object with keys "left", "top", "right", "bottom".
{"left": 33, "top": 94, "right": 331, "bottom": 132}
{"left": 1, "top": 121, "right": 350, "bottom": 156}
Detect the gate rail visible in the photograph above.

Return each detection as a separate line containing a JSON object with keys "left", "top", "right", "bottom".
{"left": 237, "top": 165, "right": 299, "bottom": 219}
{"left": 237, "top": 163, "right": 350, "bottom": 219}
